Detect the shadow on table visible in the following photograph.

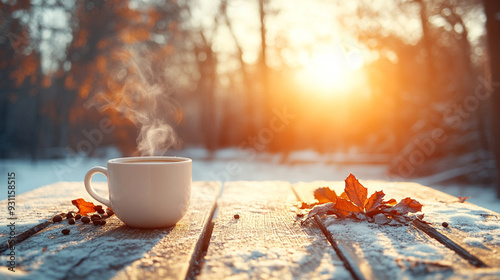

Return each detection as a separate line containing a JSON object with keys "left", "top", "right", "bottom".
{"left": 10, "top": 219, "right": 177, "bottom": 280}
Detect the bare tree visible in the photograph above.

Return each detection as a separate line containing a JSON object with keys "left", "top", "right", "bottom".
{"left": 180, "top": 1, "right": 222, "bottom": 153}
{"left": 219, "top": 0, "right": 257, "bottom": 137}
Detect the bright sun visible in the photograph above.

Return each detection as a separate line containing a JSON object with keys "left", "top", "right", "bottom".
{"left": 296, "top": 47, "right": 364, "bottom": 98}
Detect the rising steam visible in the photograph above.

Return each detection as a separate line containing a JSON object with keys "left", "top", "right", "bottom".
{"left": 88, "top": 47, "right": 181, "bottom": 156}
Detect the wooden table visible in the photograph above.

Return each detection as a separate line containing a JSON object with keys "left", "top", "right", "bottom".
{"left": 1, "top": 181, "right": 499, "bottom": 279}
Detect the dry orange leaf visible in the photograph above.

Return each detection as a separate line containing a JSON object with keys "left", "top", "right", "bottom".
{"left": 457, "top": 196, "right": 470, "bottom": 203}
{"left": 300, "top": 202, "right": 319, "bottom": 209}
{"left": 391, "top": 197, "right": 423, "bottom": 215}
{"left": 334, "top": 198, "right": 362, "bottom": 218}
{"left": 340, "top": 192, "right": 348, "bottom": 199}
{"left": 345, "top": 173, "right": 367, "bottom": 210}
{"left": 365, "top": 191, "right": 386, "bottom": 212}
{"left": 382, "top": 198, "right": 397, "bottom": 206}
{"left": 71, "top": 198, "right": 97, "bottom": 215}
{"left": 314, "top": 187, "right": 337, "bottom": 204}
{"left": 304, "top": 174, "right": 424, "bottom": 225}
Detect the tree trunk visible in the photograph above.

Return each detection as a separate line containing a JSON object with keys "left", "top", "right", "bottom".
{"left": 258, "top": 0, "right": 271, "bottom": 130}
{"left": 221, "top": 2, "right": 257, "bottom": 138}
{"left": 483, "top": 0, "right": 500, "bottom": 198}
{"left": 417, "top": 0, "right": 437, "bottom": 102}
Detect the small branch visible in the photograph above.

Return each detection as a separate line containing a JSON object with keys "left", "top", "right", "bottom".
{"left": 313, "top": 215, "right": 366, "bottom": 280}
{"left": 412, "top": 220, "right": 488, "bottom": 268}
{"left": 0, "top": 220, "right": 52, "bottom": 254}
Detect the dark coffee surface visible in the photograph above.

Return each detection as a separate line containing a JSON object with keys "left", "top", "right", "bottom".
{"left": 122, "top": 159, "right": 184, "bottom": 163}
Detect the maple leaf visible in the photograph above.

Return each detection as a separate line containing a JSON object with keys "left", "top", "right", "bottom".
{"left": 365, "top": 191, "right": 386, "bottom": 212}
{"left": 382, "top": 198, "right": 397, "bottom": 206}
{"left": 299, "top": 202, "right": 310, "bottom": 209}
{"left": 457, "top": 196, "right": 470, "bottom": 203}
{"left": 344, "top": 174, "right": 367, "bottom": 210}
{"left": 299, "top": 202, "right": 319, "bottom": 209}
{"left": 304, "top": 202, "right": 336, "bottom": 222}
{"left": 314, "top": 187, "right": 337, "bottom": 204}
{"left": 71, "top": 198, "right": 97, "bottom": 215}
{"left": 390, "top": 197, "right": 422, "bottom": 215}
{"left": 301, "top": 174, "right": 425, "bottom": 226}
{"left": 334, "top": 198, "right": 362, "bottom": 218}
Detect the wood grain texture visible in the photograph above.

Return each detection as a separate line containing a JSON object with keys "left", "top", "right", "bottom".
{"left": 199, "top": 181, "right": 351, "bottom": 280}
{"left": 293, "top": 181, "right": 500, "bottom": 279}
{"left": 0, "top": 181, "right": 220, "bottom": 280}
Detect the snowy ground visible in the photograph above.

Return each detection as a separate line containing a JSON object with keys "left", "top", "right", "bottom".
{"left": 1, "top": 147, "right": 499, "bottom": 213}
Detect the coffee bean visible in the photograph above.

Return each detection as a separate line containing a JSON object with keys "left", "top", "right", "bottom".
{"left": 61, "top": 229, "right": 70, "bottom": 235}
{"left": 68, "top": 218, "right": 75, "bottom": 225}
{"left": 81, "top": 216, "right": 91, "bottom": 223}
{"left": 91, "top": 214, "right": 102, "bottom": 220}
{"left": 442, "top": 222, "right": 449, "bottom": 228}
{"left": 66, "top": 212, "right": 74, "bottom": 219}
{"left": 97, "top": 208, "right": 105, "bottom": 214}
{"left": 95, "top": 205, "right": 103, "bottom": 210}
{"left": 234, "top": 214, "right": 240, "bottom": 219}
{"left": 100, "top": 220, "right": 107, "bottom": 226}
{"left": 53, "top": 215, "right": 63, "bottom": 223}
{"left": 75, "top": 214, "right": 82, "bottom": 220}
{"left": 106, "top": 208, "right": 114, "bottom": 216}
{"left": 93, "top": 220, "right": 102, "bottom": 226}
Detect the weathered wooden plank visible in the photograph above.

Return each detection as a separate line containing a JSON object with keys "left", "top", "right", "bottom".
{"left": 352, "top": 181, "right": 500, "bottom": 270}
{"left": 0, "top": 181, "right": 220, "bottom": 280}
{"left": 199, "top": 181, "right": 351, "bottom": 280}
{"left": 293, "top": 181, "right": 500, "bottom": 279}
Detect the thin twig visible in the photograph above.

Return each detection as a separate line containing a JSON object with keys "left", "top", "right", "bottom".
{"left": 412, "top": 220, "right": 487, "bottom": 268}
{"left": 0, "top": 220, "right": 52, "bottom": 253}
{"left": 313, "top": 215, "right": 366, "bottom": 280}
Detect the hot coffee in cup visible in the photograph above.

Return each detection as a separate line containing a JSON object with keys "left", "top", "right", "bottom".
{"left": 84, "top": 156, "right": 192, "bottom": 228}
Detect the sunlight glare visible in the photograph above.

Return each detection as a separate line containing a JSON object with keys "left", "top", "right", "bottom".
{"left": 296, "top": 46, "right": 364, "bottom": 97}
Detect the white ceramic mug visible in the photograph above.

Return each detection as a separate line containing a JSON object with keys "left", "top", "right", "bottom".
{"left": 84, "top": 156, "right": 192, "bottom": 228}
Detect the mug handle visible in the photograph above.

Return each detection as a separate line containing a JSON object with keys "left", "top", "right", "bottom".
{"left": 84, "top": 166, "right": 111, "bottom": 207}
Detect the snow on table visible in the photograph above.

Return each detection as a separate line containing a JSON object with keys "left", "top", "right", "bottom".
{"left": 294, "top": 181, "right": 500, "bottom": 279}
{"left": 199, "top": 181, "right": 351, "bottom": 280}
{"left": 0, "top": 181, "right": 220, "bottom": 280}
{"left": 1, "top": 180, "right": 499, "bottom": 280}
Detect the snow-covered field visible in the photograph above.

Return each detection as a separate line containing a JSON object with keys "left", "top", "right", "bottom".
{"left": 1, "top": 147, "right": 499, "bottom": 213}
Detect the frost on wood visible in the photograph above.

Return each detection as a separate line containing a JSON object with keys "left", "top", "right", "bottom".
{"left": 0, "top": 181, "right": 221, "bottom": 280}
{"left": 294, "top": 179, "right": 500, "bottom": 277}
